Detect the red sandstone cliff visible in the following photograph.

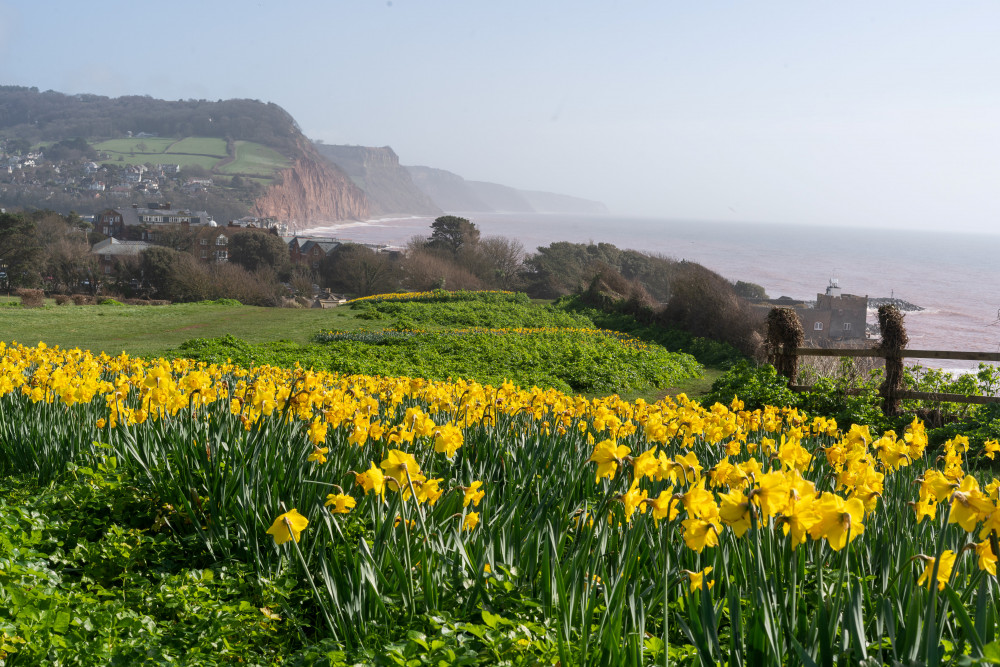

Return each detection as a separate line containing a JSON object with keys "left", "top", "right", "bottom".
{"left": 254, "top": 142, "right": 370, "bottom": 227}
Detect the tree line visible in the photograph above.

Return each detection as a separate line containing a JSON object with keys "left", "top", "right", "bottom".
{"left": 0, "top": 211, "right": 766, "bottom": 355}
{"left": 0, "top": 87, "right": 302, "bottom": 154}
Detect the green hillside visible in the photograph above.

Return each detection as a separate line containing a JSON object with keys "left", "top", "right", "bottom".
{"left": 92, "top": 136, "right": 291, "bottom": 179}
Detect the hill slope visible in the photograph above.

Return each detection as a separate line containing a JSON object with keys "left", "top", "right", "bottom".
{"left": 0, "top": 86, "right": 369, "bottom": 225}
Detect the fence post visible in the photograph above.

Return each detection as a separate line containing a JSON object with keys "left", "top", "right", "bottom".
{"left": 877, "top": 304, "right": 908, "bottom": 416}
{"left": 767, "top": 307, "right": 803, "bottom": 386}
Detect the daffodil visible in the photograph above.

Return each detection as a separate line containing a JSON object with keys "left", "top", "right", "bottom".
{"left": 463, "top": 512, "right": 480, "bottom": 531}
{"left": 307, "top": 446, "right": 329, "bottom": 464}
{"left": 620, "top": 479, "right": 648, "bottom": 522}
{"left": 588, "top": 439, "right": 630, "bottom": 483}
{"left": 976, "top": 539, "right": 998, "bottom": 575}
{"left": 464, "top": 481, "right": 485, "bottom": 507}
{"left": 682, "top": 517, "right": 721, "bottom": 552}
{"left": 266, "top": 509, "right": 308, "bottom": 545}
{"left": 647, "top": 489, "right": 680, "bottom": 525}
{"left": 808, "top": 493, "right": 865, "bottom": 551}
{"left": 917, "top": 550, "right": 957, "bottom": 591}
{"left": 355, "top": 462, "right": 386, "bottom": 498}
{"left": 325, "top": 493, "right": 356, "bottom": 514}
{"left": 688, "top": 566, "right": 714, "bottom": 592}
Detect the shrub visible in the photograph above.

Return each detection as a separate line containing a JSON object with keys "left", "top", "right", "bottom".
{"left": 15, "top": 288, "right": 45, "bottom": 308}
{"left": 71, "top": 294, "right": 94, "bottom": 305}
{"left": 54, "top": 294, "right": 71, "bottom": 305}
{"left": 701, "top": 360, "right": 799, "bottom": 411}
{"left": 97, "top": 298, "right": 125, "bottom": 306}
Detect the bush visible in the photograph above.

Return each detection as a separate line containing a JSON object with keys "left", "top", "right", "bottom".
{"left": 15, "top": 288, "right": 45, "bottom": 308}
{"left": 71, "top": 294, "right": 94, "bottom": 306}
{"left": 54, "top": 294, "right": 71, "bottom": 305}
{"left": 98, "top": 298, "right": 125, "bottom": 306}
{"left": 701, "top": 361, "right": 799, "bottom": 411}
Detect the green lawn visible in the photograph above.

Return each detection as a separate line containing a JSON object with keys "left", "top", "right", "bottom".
{"left": 0, "top": 302, "right": 366, "bottom": 359}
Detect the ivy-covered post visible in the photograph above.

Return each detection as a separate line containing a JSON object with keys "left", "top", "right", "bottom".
{"left": 767, "top": 307, "right": 803, "bottom": 386}
{"left": 877, "top": 304, "right": 908, "bottom": 416}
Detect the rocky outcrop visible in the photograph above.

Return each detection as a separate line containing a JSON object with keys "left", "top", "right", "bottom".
{"left": 316, "top": 145, "right": 441, "bottom": 217}
{"left": 254, "top": 142, "right": 369, "bottom": 226}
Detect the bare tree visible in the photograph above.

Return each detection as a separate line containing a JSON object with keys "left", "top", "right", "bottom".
{"left": 473, "top": 235, "right": 525, "bottom": 290}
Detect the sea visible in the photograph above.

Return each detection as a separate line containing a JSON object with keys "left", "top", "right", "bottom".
{"left": 302, "top": 213, "right": 1000, "bottom": 373}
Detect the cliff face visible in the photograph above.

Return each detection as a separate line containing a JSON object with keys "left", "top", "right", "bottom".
{"left": 405, "top": 166, "right": 490, "bottom": 211}
{"left": 316, "top": 145, "right": 441, "bottom": 217}
{"left": 255, "top": 143, "right": 370, "bottom": 227}
{"left": 406, "top": 166, "right": 609, "bottom": 215}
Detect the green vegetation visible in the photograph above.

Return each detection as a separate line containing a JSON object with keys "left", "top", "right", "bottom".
{"left": 0, "top": 292, "right": 710, "bottom": 398}
{"left": 93, "top": 137, "right": 175, "bottom": 154}
{"left": 217, "top": 140, "right": 291, "bottom": 176}
{"left": 180, "top": 327, "right": 701, "bottom": 395}
{"left": 705, "top": 359, "right": 1000, "bottom": 451}
{"left": 0, "top": 301, "right": 360, "bottom": 358}
{"left": 92, "top": 136, "right": 287, "bottom": 177}
{"left": 165, "top": 136, "right": 228, "bottom": 157}
{"left": 0, "top": 469, "right": 301, "bottom": 665}
{"left": 352, "top": 294, "right": 592, "bottom": 330}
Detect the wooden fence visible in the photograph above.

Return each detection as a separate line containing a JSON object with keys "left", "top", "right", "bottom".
{"left": 776, "top": 346, "right": 1000, "bottom": 410}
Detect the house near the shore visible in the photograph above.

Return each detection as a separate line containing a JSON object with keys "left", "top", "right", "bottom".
{"left": 752, "top": 279, "right": 868, "bottom": 344}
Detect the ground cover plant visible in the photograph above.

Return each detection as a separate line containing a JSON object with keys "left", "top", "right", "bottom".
{"left": 4, "top": 342, "right": 1000, "bottom": 664}
{"left": 180, "top": 325, "right": 701, "bottom": 395}
{"left": 349, "top": 293, "right": 592, "bottom": 330}
{"left": 0, "top": 470, "right": 301, "bottom": 665}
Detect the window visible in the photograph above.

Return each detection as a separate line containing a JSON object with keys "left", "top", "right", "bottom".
{"left": 814, "top": 322, "right": 824, "bottom": 331}
{"left": 216, "top": 236, "right": 227, "bottom": 246}
{"left": 200, "top": 238, "right": 208, "bottom": 245}
{"left": 201, "top": 249, "right": 208, "bottom": 259}
{"left": 843, "top": 322, "right": 852, "bottom": 331}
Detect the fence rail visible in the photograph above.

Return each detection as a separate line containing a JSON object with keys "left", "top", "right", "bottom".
{"left": 776, "top": 346, "right": 1000, "bottom": 407}
{"left": 782, "top": 347, "right": 1000, "bottom": 363}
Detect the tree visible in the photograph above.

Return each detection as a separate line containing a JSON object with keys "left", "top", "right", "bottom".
{"left": 228, "top": 231, "right": 291, "bottom": 275}
{"left": 427, "top": 216, "right": 480, "bottom": 255}
{"left": 0, "top": 212, "right": 43, "bottom": 288}
{"left": 140, "top": 246, "right": 183, "bottom": 298}
{"left": 319, "top": 244, "right": 397, "bottom": 297}
{"left": 472, "top": 236, "right": 525, "bottom": 289}
{"left": 36, "top": 212, "right": 94, "bottom": 293}
{"left": 734, "top": 280, "right": 768, "bottom": 300}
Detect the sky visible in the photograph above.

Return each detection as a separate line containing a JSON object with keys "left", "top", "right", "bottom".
{"left": 1, "top": 1, "right": 999, "bottom": 233}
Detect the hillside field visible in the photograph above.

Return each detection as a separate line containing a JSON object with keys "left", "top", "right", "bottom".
{"left": 91, "top": 136, "right": 290, "bottom": 178}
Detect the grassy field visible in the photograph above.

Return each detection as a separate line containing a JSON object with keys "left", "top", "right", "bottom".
{"left": 90, "top": 137, "right": 286, "bottom": 176}
{"left": 165, "top": 136, "right": 228, "bottom": 157}
{"left": 217, "top": 140, "right": 291, "bottom": 175}
{"left": 93, "top": 137, "right": 176, "bottom": 154}
{"left": 0, "top": 302, "right": 364, "bottom": 358}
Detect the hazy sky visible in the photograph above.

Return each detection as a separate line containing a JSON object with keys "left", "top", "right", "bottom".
{"left": 1, "top": 1, "right": 999, "bottom": 232}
